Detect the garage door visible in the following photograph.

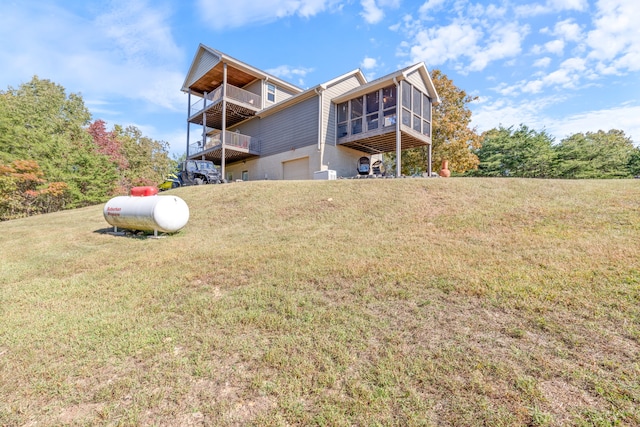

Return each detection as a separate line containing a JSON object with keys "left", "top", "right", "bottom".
{"left": 283, "top": 157, "right": 309, "bottom": 180}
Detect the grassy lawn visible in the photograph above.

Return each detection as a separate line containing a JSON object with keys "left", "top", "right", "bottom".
{"left": 1, "top": 178, "right": 638, "bottom": 426}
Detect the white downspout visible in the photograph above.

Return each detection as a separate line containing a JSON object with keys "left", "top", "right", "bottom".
{"left": 315, "top": 87, "right": 324, "bottom": 170}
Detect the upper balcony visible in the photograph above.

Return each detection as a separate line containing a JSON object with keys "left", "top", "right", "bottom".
{"left": 188, "top": 83, "right": 261, "bottom": 129}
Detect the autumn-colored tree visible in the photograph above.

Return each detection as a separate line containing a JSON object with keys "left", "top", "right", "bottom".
{"left": 87, "top": 119, "right": 129, "bottom": 194}
{"left": 0, "top": 159, "right": 69, "bottom": 220}
{"left": 391, "top": 69, "right": 482, "bottom": 175}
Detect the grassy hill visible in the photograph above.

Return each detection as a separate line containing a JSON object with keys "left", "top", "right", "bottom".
{"left": 1, "top": 178, "right": 638, "bottom": 426}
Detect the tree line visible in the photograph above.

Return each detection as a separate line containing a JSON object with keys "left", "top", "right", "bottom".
{"left": 469, "top": 125, "right": 639, "bottom": 179}
{"left": 0, "top": 76, "right": 173, "bottom": 220}
{"left": 394, "top": 70, "right": 639, "bottom": 179}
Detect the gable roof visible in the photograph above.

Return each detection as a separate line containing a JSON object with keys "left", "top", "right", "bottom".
{"left": 256, "top": 68, "right": 368, "bottom": 118}
{"left": 181, "top": 44, "right": 303, "bottom": 95}
{"left": 331, "top": 62, "right": 440, "bottom": 104}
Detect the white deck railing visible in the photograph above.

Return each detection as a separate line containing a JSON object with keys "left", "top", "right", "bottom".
{"left": 189, "top": 84, "right": 261, "bottom": 117}
{"left": 189, "top": 129, "right": 260, "bottom": 158}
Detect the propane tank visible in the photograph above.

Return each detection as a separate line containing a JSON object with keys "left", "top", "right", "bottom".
{"left": 103, "top": 192, "right": 189, "bottom": 234}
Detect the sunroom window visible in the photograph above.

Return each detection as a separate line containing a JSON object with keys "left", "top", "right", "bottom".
{"left": 382, "top": 85, "right": 397, "bottom": 127}
{"left": 351, "top": 96, "right": 363, "bottom": 135}
{"left": 337, "top": 102, "right": 348, "bottom": 138}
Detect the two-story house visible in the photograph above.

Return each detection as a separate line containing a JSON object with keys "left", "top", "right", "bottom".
{"left": 182, "top": 44, "right": 440, "bottom": 181}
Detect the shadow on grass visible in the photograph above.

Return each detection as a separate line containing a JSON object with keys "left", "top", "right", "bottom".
{"left": 93, "top": 227, "right": 167, "bottom": 239}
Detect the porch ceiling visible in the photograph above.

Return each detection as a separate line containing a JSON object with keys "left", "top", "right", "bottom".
{"left": 189, "top": 102, "right": 257, "bottom": 129}
{"left": 190, "top": 64, "right": 256, "bottom": 95}
{"left": 338, "top": 128, "right": 431, "bottom": 154}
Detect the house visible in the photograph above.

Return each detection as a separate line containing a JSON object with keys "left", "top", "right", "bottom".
{"left": 181, "top": 44, "right": 440, "bottom": 181}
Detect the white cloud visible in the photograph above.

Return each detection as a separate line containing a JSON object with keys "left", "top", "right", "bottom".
{"left": 419, "top": 0, "right": 447, "bottom": 18}
{"left": 266, "top": 65, "right": 314, "bottom": 86}
{"left": 515, "top": 0, "right": 587, "bottom": 16}
{"left": 553, "top": 19, "right": 582, "bottom": 42}
{"left": 549, "top": 104, "right": 640, "bottom": 143}
{"left": 586, "top": 0, "right": 640, "bottom": 72}
{"left": 361, "top": 0, "right": 384, "bottom": 24}
{"left": 408, "top": 21, "right": 482, "bottom": 67}
{"left": 0, "top": 1, "right": 184, "bottom": 109}
{"left": 196, "top": 0, "right": 342, "bottom": 29}
{"left": 361, "top": 57, "right": 378, "bottom": 69}
{"left": 404, "top": 16, "right": 525, "bottom": 72}
{"left": 534, "top": 57, "right": 552, "bottom": 67}
{"left": 472, "top": 96, "right": 640, "bottom": 146}
{"left": 467, "top": 22, "right": 527, "bottom": 72}
{"left": 544, "top": 39, "right": 565, "bottom": 55}
{"left": 471, "top": 96, "right": 561, "bottom": 136}
{"left": 95, "top": 0, "right": 181, "bottom": 64}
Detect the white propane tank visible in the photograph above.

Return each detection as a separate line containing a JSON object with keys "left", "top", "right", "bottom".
{"left": 103, "top": 195, "right": 189, "bottom": 233}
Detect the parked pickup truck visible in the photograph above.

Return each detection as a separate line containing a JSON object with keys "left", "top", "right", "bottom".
{"left": 159, "top": 159, "right": 222, "bottom": 190}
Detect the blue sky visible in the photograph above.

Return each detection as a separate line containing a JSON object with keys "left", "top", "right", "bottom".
{"left": 1, "top": 0, "right": 639, "bottom": 156}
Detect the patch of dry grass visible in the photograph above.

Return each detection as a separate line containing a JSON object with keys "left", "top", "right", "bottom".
{"left": 1, "top": 178, "right": 639, "bottom": 426}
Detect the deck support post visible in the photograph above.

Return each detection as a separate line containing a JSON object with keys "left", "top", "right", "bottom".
{"left": 395, "top": 78, "right": 402, "bottom": 177}
{"left": 202, "top": 92, "right": 207, "bottom": 150}
{"left": 186, "top": 90, "right": 192, "bottom": 158}
{"left": 221, "top": 63, "right": 227, "bottom": 179}
{"left": 428, "top": 142, "right": 432, "bottom": 176}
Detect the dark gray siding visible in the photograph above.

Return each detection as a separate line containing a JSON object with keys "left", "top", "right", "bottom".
{"left": 258, "top": 96, "right": 319, "bottom": 157}
{"left": 323, "top": 75, "right": 365, "bottom": 145}
{"left": 228, "top": 95, "right": 319, "bottom": 157}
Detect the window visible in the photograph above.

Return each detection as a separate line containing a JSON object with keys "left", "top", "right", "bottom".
{"left": 413, "top": 114, "right": 421, "bottom": 133}
{"left": 366, "top": 91, "right": 379, "bottom": 114}
{"left": 423, "top": 120, "right": 430, "bottom": 136}
{"left": 402, "top": 109, "right": 411, "bottom": 127}
{"left": 366, "top": 91, "right": 379, "bottom": 131}
{"left": 382, "top": 85, "right": 396, "bottom": 110}
{"left": 382, "top": 85, "right": 397, "bottom": 127}
{"left": 401, "top": 81, "right": 411, "bottom": 110}
{"left": 351, "top": 96, "right": 363, "bottom": 119}
{"left": 423, "top": 94, "right": 431, "bottom": 122}
{"left": 383, "top": 109, "right": 397, "bottom": 127}
{"left": 267, "top": 83, "right": 276, "bottom": 103}
{"left": 413, "top": 87, "right": 421, "bottom": 116}
{"left": 367, "top": 114, "right": 379, "bottom": 131}
{"left": 242, "top": 170, "right": 249, "bottom": 181}
{"left": 337, "top": 102, "right": 348, "bottom": 138}
{"left": 351, "top": 97, "right": 363, "bottom": 135}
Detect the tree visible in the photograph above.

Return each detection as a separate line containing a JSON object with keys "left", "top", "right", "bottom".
{"left": 393, "top": 70, "right": 482, "bottom": 175}
{"left": 628, "top": 147, "right": 640, "bottom": 177}
{"left": 554, "top": 130, "right": 635, "bottom": 179}
{"left": 114, "top": 125, "right": 173, "bottom": 187}
{"left": 0, "top": 160, "right": 69, "bottom": 220}
{"left": 0, "top": 76, "right": 117, "bottom": 207}
{"left": 87, "top": 119, "right": 129, "bottom": 194}
{"left": 471, "top": 125, "right": 556, "bottom": 177}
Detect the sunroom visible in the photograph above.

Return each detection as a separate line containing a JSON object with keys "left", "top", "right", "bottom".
{"left": 332, "top": 65, "right": 439, "bottom": 176}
